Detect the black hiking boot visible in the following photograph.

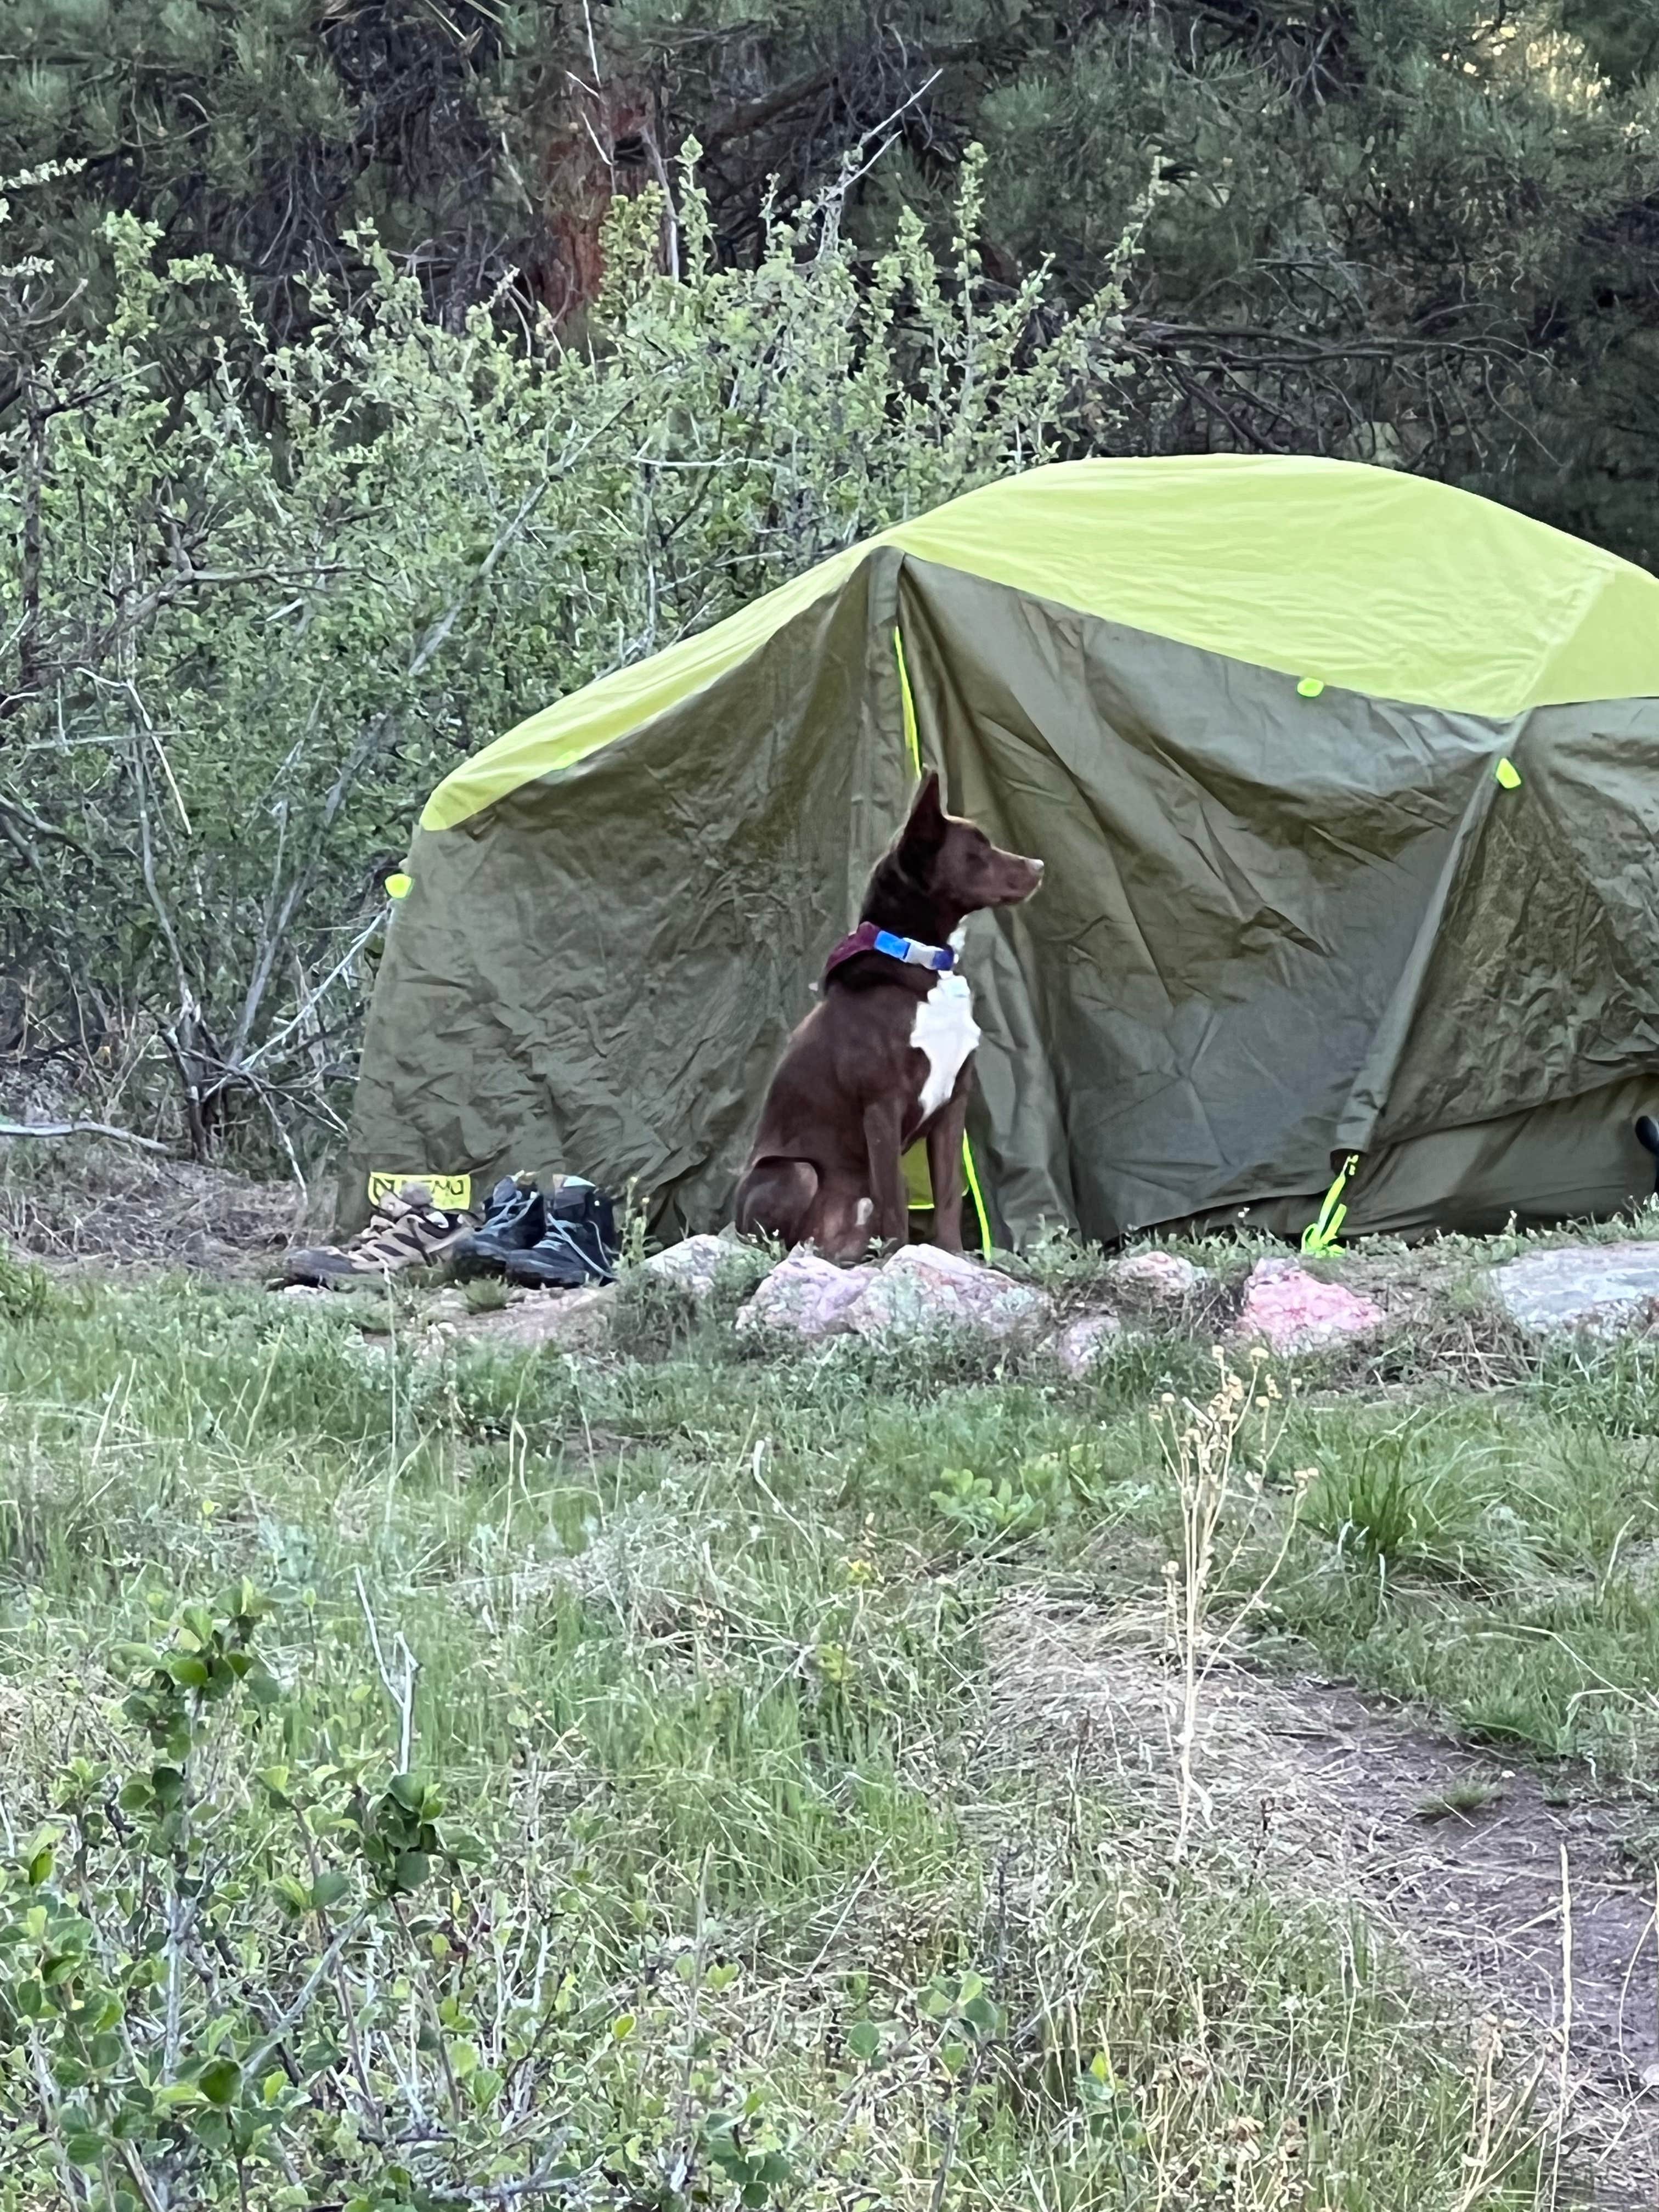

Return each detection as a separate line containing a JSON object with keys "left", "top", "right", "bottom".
{"left": 504, "top": 1178, "right": 619, "bottom": 1289}
{"left": 449, "top": 1175, "right": 545, "bottom": 1278}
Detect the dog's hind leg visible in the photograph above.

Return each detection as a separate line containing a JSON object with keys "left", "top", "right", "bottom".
{"left": 735, "top": 1157, "right": 818, "bottom": 1246}
{"left": 814, "top": 1188, "right": 878, "bottom": 1263}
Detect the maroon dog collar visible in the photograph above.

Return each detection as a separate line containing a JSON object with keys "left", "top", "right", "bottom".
{"left": 822, "top": 923, "right": 957, "bottom": 983}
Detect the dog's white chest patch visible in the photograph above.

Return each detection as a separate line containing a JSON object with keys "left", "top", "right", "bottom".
{"left": 911, "top": 972, "right": 980, "bottom": 1120}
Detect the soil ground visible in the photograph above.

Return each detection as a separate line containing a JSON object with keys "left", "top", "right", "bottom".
{"left": 989, "top": 1595, "right": 1659, "bottom": 2202}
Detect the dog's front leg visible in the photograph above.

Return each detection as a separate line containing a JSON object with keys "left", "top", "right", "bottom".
{"left": 862, "top": 1097, "right": 908, "bottom": 1250}
{"left": 925, "top": 1082, "right": 969, "bottom": 1253}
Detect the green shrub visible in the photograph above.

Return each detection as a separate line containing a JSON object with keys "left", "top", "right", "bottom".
{"left": 0, "top": 1583, "right": 503, "bottom": 2207}
{"left": 0, "top": 151, "right": 1132, "bottom": 1164}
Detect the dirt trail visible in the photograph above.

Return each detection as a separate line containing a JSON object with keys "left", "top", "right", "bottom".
{"left": 988, "top": 1594, "right": 1659, "bottom": 2204}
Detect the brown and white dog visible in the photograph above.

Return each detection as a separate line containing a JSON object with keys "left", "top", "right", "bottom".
{"left": 733, "top": 772, "right": 1043, "bottom": 1261}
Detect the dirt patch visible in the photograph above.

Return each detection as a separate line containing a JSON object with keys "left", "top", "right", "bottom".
{"left": 0, "top": 1143, "right": 312, "bottom": 1279}
{"left": 416, "top": 1283, "right": 618, "bottom": 1356}
{"left": 986, "top": 1593, "right": 1659, "bottom": 2203}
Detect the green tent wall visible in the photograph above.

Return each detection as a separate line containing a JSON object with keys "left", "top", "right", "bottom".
{"left": 343, "top": 456, "right": 1659, "bottom": 1245}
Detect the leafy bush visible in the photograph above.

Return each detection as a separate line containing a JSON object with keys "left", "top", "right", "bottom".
{"left": 1, "top": 152, "right": 1132, "bottom": 1163}
{"left": 1, "top": 1582, "right": 501, "bottom": 2207}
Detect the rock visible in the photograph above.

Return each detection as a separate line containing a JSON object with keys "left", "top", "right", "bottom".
{"left": 641, "top": 1234, "right": 730, "bottom": 1298}
{"left": 731, "top": 1242, "right": 1047, "bottom": 1344}
{"left": 1107, "top": 1250, "right": 1210, "bottom": 1302}
{"left": 1052, "top": 1308, "right": 1122, "bottom": 1376}
{"left": 1490, "top": 1241, "right": 1659, "bottom": 1339}
{"left": 1236, "top": 1256, "right": 1384, "bottom": 1356}
{"left": 735, "top": 1247, "right": 873, "bottom": 1338}
{"left": 845, "top": 1243, "right": 1050, "bottom": 1341}
{"left": 447, "top": 1284, "right": 617, "bottom": 1353}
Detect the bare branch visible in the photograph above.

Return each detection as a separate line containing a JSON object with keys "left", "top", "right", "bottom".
{"left": 0, "top": 1118, "right": 172, "bottom": 1154}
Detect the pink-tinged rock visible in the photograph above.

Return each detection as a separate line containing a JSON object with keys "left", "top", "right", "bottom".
{"left": 1052, "top": 1309, "right": 1122, "bottom": 1376}
{"left": 1107, "top": 1250, "right": 1211, "bottom": 1302}
{"left": 735, "top": 1248, "right": 873, "bottom": 1338}
{"left": 641, "top": 1234, "right": 729, "bottom": 1297}
{"left": 846, "top": 1244, "right": 1051, "bottom": 1341}
{"left": 1236, "top": 1257, "right": 1384, "bottom": 1356}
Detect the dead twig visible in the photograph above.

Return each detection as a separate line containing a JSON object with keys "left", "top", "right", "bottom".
{"left": 0, "top": 1118, "right": 171, "bottom": 1154}
{"left": 353, "top": 1568, "right": 419, "bottom": 1773}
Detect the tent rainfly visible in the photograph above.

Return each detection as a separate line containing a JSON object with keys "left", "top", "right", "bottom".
{"left": 343, "top": 455, "right": 1659, "bottom": 1248}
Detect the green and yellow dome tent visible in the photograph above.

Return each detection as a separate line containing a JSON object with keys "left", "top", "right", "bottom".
{"left": 343, "top": 454, "right": 1659, "bottom": 1247}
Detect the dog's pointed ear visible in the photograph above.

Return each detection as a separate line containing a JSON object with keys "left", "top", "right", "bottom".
{"left": 900, "top": 770, "right": 947, "bottom": 858}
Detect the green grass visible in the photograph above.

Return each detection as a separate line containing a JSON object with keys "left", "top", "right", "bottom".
{"left": 1417, "top": 1778, "right": 1505, "bottom": 1822}
{"left": 1250, "top": 1391, "right": 1659, "bottom": 1774}
{"left": 13, "top": 1248, "right": 1658, "bottom": 2204}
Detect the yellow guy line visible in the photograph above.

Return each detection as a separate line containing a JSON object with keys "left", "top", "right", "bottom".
{"left": 893, "top": 625, "right": 994, "bottom": 1253}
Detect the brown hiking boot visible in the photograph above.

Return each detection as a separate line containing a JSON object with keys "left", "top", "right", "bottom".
{"left": 283, "top": 1182, "right": 473, "bottom": 1288}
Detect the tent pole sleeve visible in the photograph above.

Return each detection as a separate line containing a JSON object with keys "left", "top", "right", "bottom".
{"left": 894, "top": 620, "right": 995, "bottom": 1253}
{"left": 894, "top": 623, "right": 922, "bottom": 775}
{"left": 961, "top": 1135, "right": 994, "bottom": 1255}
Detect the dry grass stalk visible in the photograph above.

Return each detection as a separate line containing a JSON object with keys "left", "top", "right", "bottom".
{"left": 1157, "top": 1348, "right": 1314, "bottom": 1861}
